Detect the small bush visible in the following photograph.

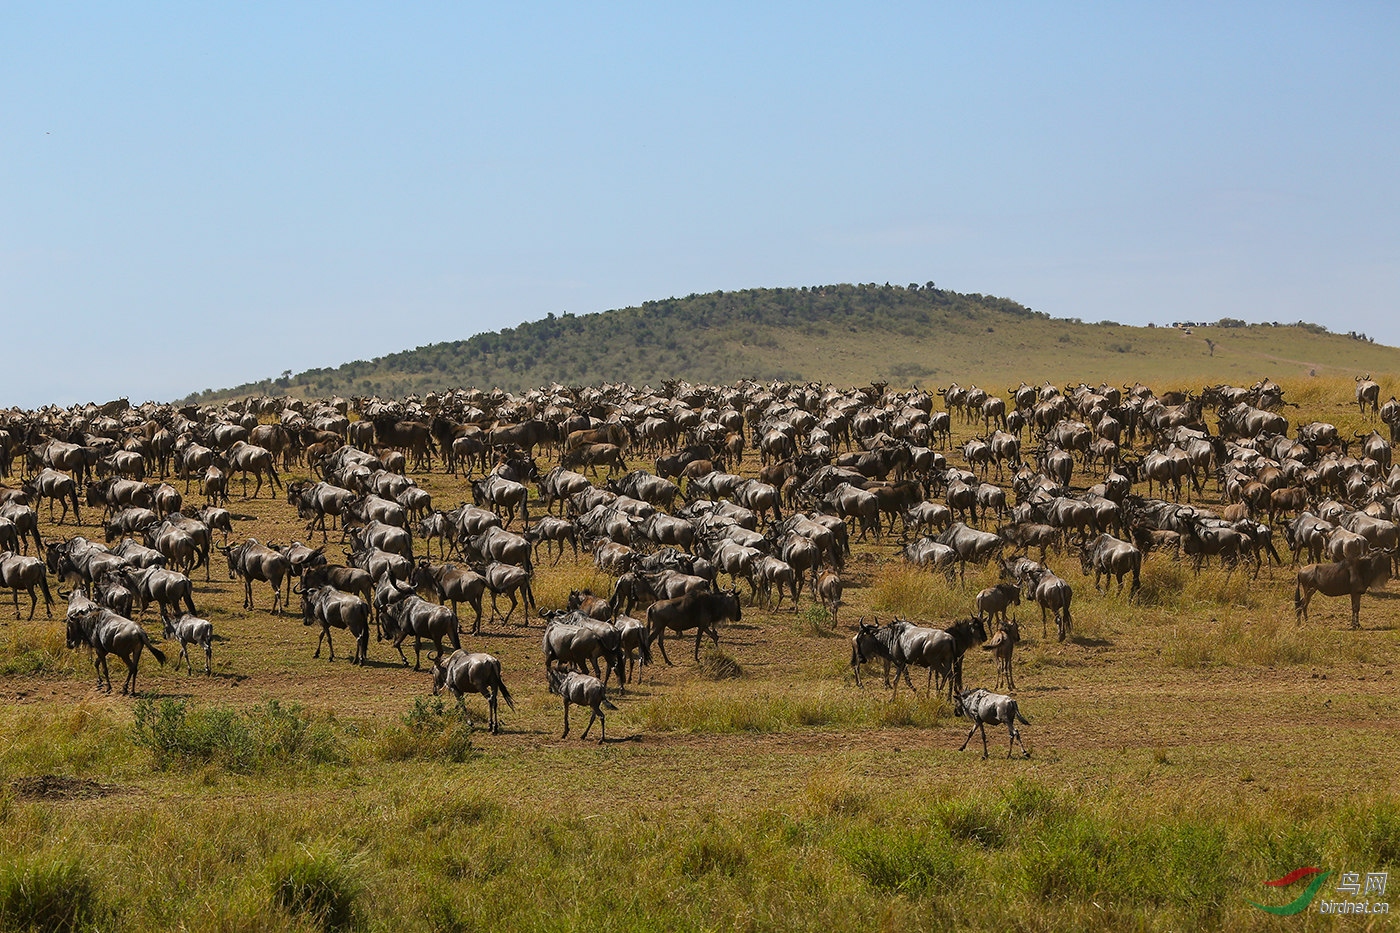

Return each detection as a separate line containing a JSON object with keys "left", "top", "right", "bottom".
{"left": 375, "top": 698, "right": 474, "bottom": 763}
{"left": 271, "top": 845, "right": 362, "bottom": 932}
{"left": 0, "top": 855, "right": 103, "bottom": 933}
{"left": 132, "top": 699, "right": 344, "bottom": 773}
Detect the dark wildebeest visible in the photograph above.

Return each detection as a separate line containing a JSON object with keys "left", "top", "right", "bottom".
{"left": 64, "top": 591, "right": 166, "bottom": 695}
{"left": 376, "top": 582, "right": 461, "bottom": 670}
{"left": 1295, "top": 553, "right": 1393, "bottom": 628}
{"left": 0, "top": 550, "right": 53, "bottom": 618}
{"left": 412, "top": 560, "right": 486, "bottom": 635}
{"left": 220, "top": 538, "right": 292, "bottom": 613}
{"left": 645, "top": 589, "right": 742, "bottom": 664}
{"left": 430, "top": 650, "right": 515, "bottom": 733}
{"left": 1077, "top": 533, "right": 1142, "bottom": 595}
{"left": 298, "top": 584, "right": 372, "bottom": 664}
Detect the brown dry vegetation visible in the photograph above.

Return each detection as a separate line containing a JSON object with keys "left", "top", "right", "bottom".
{"left": 1, "top": 373, "right": 1399, "bottom": 931}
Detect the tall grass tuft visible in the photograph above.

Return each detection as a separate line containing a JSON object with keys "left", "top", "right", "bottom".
{"left": 270, "top": 844, "right": 363, "bottom": 933}
{"left": 0, "top": 624, "right": 71, "bottom": 676}
{"left": 696, "top": 646, "right": 743, "bottom": 680}
{"left": 0, "top": 854, "right": 104, "bottom": 933}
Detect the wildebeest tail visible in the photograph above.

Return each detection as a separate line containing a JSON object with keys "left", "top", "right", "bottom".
{"left": 495, "top": 667, "right": 516, "bottom": 711}
{"left": 601, "top": 698, "right": 619, "bottom": 711}
{"left": 1015, "top": 706, "right": 1030, "bottom": 725}
{"left": 142, "top": 631, "right": 167, "bottom": 666}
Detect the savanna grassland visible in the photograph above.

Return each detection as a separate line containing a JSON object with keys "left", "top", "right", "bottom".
{"left": 3, "top": 373, "right": 1400, "bottom": 932}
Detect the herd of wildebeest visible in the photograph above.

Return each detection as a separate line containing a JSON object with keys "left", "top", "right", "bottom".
{"left": 2, "top": 372, "right": 1398, "bottom": 754}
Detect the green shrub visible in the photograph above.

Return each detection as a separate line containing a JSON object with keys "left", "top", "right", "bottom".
{"left": 132, "top": 699, "right": 344, "bottom": 773}
{"left": 375, "top": 698, "right": 474, "bottom": 763}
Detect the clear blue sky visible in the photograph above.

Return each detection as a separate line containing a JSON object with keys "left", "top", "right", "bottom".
{"left": 3, "top": 3, "right": 1397, "bottom": 406}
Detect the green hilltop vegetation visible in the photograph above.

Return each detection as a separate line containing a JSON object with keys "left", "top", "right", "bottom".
{"left": 187, "top": 283, "right": 1400, "bottom": 401}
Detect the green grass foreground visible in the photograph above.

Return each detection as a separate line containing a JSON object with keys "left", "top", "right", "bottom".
{"left": 0, "top": 700, "right": 1395, "bottom": 932}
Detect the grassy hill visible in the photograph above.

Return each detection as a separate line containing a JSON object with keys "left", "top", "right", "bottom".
{"left": 186, "top": 283, "right": 1400, "bottom": 401}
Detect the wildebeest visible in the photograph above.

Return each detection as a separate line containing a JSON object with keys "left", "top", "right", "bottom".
{"left": 981, "top": 619, "right": 1022, "bottom": 692}
{"left": 0, "top": 550, "right": 53, "bottom": 618}
{"left": 430, "top": 650, "right": 515, "bottom": 733}
{"left": 645, "top": 589, "right": 742, "bottom": 664}
{"left": 547, "top": 668, "right": 618, "bottom": 742}
{"left": 482, "top": 560, "right": 536, "bottom": 623}
{"left": 471, "top": 474, "right": 529, "bottom": 526}
{"left": 975, "top": 583, "right": 1021, "bottom": 624}
{"left": 22, "top": 469, "right": 81, "bottom": 524}
{"left": 1295, "top": 553, "right": 1393, "bottom": 628}
{"left": 220, "top": 538, "right": 292, "bottom": 613}
{"left": 299, "top": 584, "right": 372, "bottom": 664}
{"left": 955, "top": 688, "right": 1031, "bottom": 759}
{"left": 935, "top": 522, "right": 1005, "bottom": 580}
{"left": 162, "top": 613, "right": 216, "bottom": 675}
{"left": 1077, "top": 533, "right": 1142, "bottom": 595}
{"left": 376, "top": 582, "right": 461, "bottom": 670}
{"left": 118, "top": 566, "right": 197, "bottom": 621}
{"left": 64, "top": 590, "right": 166, "bottom": 695}
{"left": 542, "top": 611, "right": 625, "bottom": 684}
{"left": 412, "top": 560, "right": 486, "bottom": 634}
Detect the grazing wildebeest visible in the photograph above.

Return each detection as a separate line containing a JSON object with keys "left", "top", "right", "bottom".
{"left": 645, "top": 589, "right": 742, "bottom": 664}
{"left": 955, "top": 688, "right": 1031, "bottom": 759}
{"left": 430, "top": 650, "right": 515, "bottom": 733}
{"left": 64, "top": 591, "right": 166, "bottom": 695}
{"left": 0, "top": 550, "right": 53, "bottom": 619}
{"left": 547, "top": 668, "right": 618, "bottom": 742}
{"left": 162, "top": 613, "right": 216, "bottom": 675}
{"left": 298, "top": 584, "right": 372, "bottom": 664}
{"left": 1295, "top": 553, "right": 1393, "bottom": 628}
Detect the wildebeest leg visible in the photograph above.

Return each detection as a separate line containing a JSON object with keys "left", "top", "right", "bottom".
{"left": 1352, "top": 592, "right": 1362, "bottom": 629}
{"left": 979, "top": 721, "right": 989, "bottom": 758}
{"left": 656, "top": 628, "right": 673, "bottom": 666}
{"left": 958, "top": 720, "right": 979, "bottom": 752}
{"left": 580, "top": 705, "right": 597, "bottom": 740}
{"left": 560, "top": 699, "right": 571, "bottom": 738}
{"left": 392, "top": 635, "right": 410, "bottom": 666}
{"left": 413, "top": 635, "right": 423, "bottom": 671}
{"left": 694, "top": 627, "right": 705, "bottom": 661}
{"left": 203, "top": 639, "right": 212, "bottom": 675}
